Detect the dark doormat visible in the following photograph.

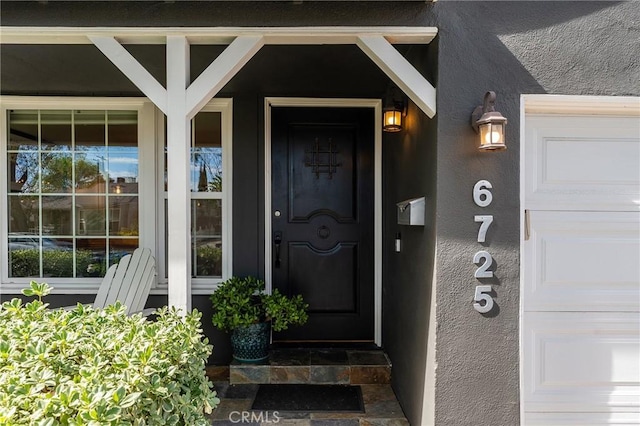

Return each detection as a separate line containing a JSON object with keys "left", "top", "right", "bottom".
{"left": 251, "top": 384, "right": 364, "bottom": 412}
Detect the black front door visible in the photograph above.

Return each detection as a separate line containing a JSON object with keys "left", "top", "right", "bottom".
{"left": 271, "top": 107, "right": 374, "bottom": 342}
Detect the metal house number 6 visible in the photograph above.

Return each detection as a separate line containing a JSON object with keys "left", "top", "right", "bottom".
{"left": 473, "top": 180, "right": 495, "bottom": 314}
{"left": 473, "top": 180, "right": 493, "bottom": 207}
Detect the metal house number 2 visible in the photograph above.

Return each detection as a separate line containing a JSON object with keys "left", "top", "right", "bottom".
{"left": 472, "top": 180, "right": 495, "bottom": 314}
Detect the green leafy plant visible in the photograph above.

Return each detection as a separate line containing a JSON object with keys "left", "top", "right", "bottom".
{"left": 0, "top": 281, "right": 220, "bottom": 425}
{"left": 210, "top": 276, "right": 308, "bottom": 332}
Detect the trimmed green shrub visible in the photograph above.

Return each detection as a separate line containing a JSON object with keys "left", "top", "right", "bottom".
{"left": 9, "top": 249, "right": 101, "bottom": 278}
{"left": 9, "top": 248, "right": 39, "bottom": 277}
{"left": 0, "top": 282, "right": 220, "bottom": 425}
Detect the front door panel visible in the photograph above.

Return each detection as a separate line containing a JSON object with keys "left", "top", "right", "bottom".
{"left": 271, "top": 107, "right": 374, "bottom": 342}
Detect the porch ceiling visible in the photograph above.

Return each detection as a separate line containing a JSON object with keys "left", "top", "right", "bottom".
{"left": 0, "top": 26, "right": 438, "bottom": 45}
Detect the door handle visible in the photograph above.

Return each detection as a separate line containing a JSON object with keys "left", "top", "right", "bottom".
{"left": 274, "top": 231, "right": 282, "bottom": 268}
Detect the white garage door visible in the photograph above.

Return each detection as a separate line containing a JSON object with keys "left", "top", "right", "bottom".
{"left": 521, "top": 96, "right": 640, "bottom": 425}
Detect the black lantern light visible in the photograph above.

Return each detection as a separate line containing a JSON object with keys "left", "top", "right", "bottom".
{"left": 383, "top": 85, "right": 406, "bottom": 133}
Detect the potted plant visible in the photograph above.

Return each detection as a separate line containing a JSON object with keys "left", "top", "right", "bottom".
{"left": 210, "top": 276, "right": 308, "bottom": 363}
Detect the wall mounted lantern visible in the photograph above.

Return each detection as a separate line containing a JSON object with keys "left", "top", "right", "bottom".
{"left": 383, "top": 86, "right": 406, "bottom": 133}
{"left": 471, "top": 91, "right": 507, "bottom": 151}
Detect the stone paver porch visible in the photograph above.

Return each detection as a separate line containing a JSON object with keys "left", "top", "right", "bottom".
{"left": 205, "top": 349, "right": 409, "bottom": 425}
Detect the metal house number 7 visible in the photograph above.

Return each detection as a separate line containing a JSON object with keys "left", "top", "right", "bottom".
{"left": 472, "top": 180, "right": 495, "bottom": 314}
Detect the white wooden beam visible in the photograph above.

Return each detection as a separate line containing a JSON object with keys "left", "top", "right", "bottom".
{"left": 186, "top": 35, "right": 264, "bottom": 118}
{"left": 2, "top": 26, "right": 438, "bottom": 45}
{"left": 166, "top": 35, "right": 192, "bottom": 314}
{"left": 356, "top": 35, "right": 437, "bottom": 118}
{"left": 89, "top": 36, "right": 168, "bottom": 115}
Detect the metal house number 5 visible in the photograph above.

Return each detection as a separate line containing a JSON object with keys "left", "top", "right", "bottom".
{"left": 473, "top": 285, "right": 494, "bottom": 314}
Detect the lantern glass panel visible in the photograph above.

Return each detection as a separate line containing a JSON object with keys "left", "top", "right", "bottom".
{"left": 383, "top": 110, "right": 402, "bottom": 132}
{"left": 479, "top": 122, "right": 506, "bottom": 150}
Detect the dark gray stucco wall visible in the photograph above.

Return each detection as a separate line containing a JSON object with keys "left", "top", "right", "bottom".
{"left": 431, "top": 2, "right": 639, "bottom": 425}
{"left": 2, "top": 2, "right": 639, "bottom": 425}
{"left": 382, "top": 42, "right": 438, "bottom": 426}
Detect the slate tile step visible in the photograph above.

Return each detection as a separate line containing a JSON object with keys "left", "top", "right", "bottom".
{"left": 227, "top": 349, "right": 391, "bottom": 385}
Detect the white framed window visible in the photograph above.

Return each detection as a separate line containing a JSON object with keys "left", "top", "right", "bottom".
{"left": 1, "top": 96, "right": 232, "bottom": 295}
{"left": 156, "top": 98, "right": 233, "bottom": 295}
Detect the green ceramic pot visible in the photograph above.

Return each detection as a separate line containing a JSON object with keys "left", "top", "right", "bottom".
{"left": 231, "top": 322, "right": 270, "bottom": 362}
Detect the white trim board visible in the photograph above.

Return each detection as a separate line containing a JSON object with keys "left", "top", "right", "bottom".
{"left": 264, "top": 97, "right": 383, "bottom": 347}
{"left": 0, "top": 26, "right": 438, "bottom": 45}
{"left": 522, "top": 94, "right": 640, "bottom": 116}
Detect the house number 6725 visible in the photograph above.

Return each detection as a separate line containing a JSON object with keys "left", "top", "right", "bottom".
{"left": 472, "top": 180, "right": 495, "bottom": 314}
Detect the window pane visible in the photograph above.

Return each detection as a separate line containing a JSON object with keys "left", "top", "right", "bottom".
{"left": 76, "top": 195, "right": 106, "bottom": 236}
{"left": 192, "top": 199, "right": 222, "bottom": 278}
{"left": 77, "top": 238, "right": 106, "bottom": 278}
{"left": 9, "top": 245, "right": 39, "bottom": 277}
{"left": 8, "top": 195, "right": 39, "bottom": 234}
{"left": 193, "top": 199, "right": 222, "bottom": 236}
{"left": 75, "top": 111, "right": 108, "bottom": 193}
{"left": 8, "top": 110, "right": 38, "bottom": 150}
{"left": 165, "top": 111, "right": 222, "bottom": 192}
{"left": 75, "top": 110, "right": 105, "bottom": 146}
{"left": 74, "top": 153, "right": 107, "bottom": 193}
{"left": 109, "top": 196, "right": 138, "bottom": 236}
{"left": 108, "top": 111, "right": 137, "bottom": 146}
{"left": 8, "top": 151, "right": 39, "bottom": 194}
{"left": 194, "top": 238, "right": 222, "bottom": 278}
{"left": 41, "top": 152, "right": 73, "bottom": 193}
{"left": 192, "top": 112, "right": 222, "bottom": 192}
{"left": 164, "top": 148, "right": 168, "bottom": 192}
{"left": 42, "top": 241, "right": 75, "bottom": 277}
{"left": 108, "top": 148, "right": 138, "bottom": 193}
{"left": 42, "top": 196, "right": 72, "bottom": 235}
{"left": 109, "top": 238, "right": 138, "bottom": 267}
{"left": 41, "top": 111, "right": 72, "bottom": 151}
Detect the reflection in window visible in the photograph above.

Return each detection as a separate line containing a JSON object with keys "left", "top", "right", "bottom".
{"left": 193, "top": 112, "right": 223, "bottom": 192}
{"left": 6, "top": 109, "right": 139, "bottom": 278}
{"left": 193, "top": 199, "right": 222, "bottom": 277}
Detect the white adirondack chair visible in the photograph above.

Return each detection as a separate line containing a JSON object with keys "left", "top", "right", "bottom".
{"left": 64, "top": 247, "right": 156, "bottom": 315}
